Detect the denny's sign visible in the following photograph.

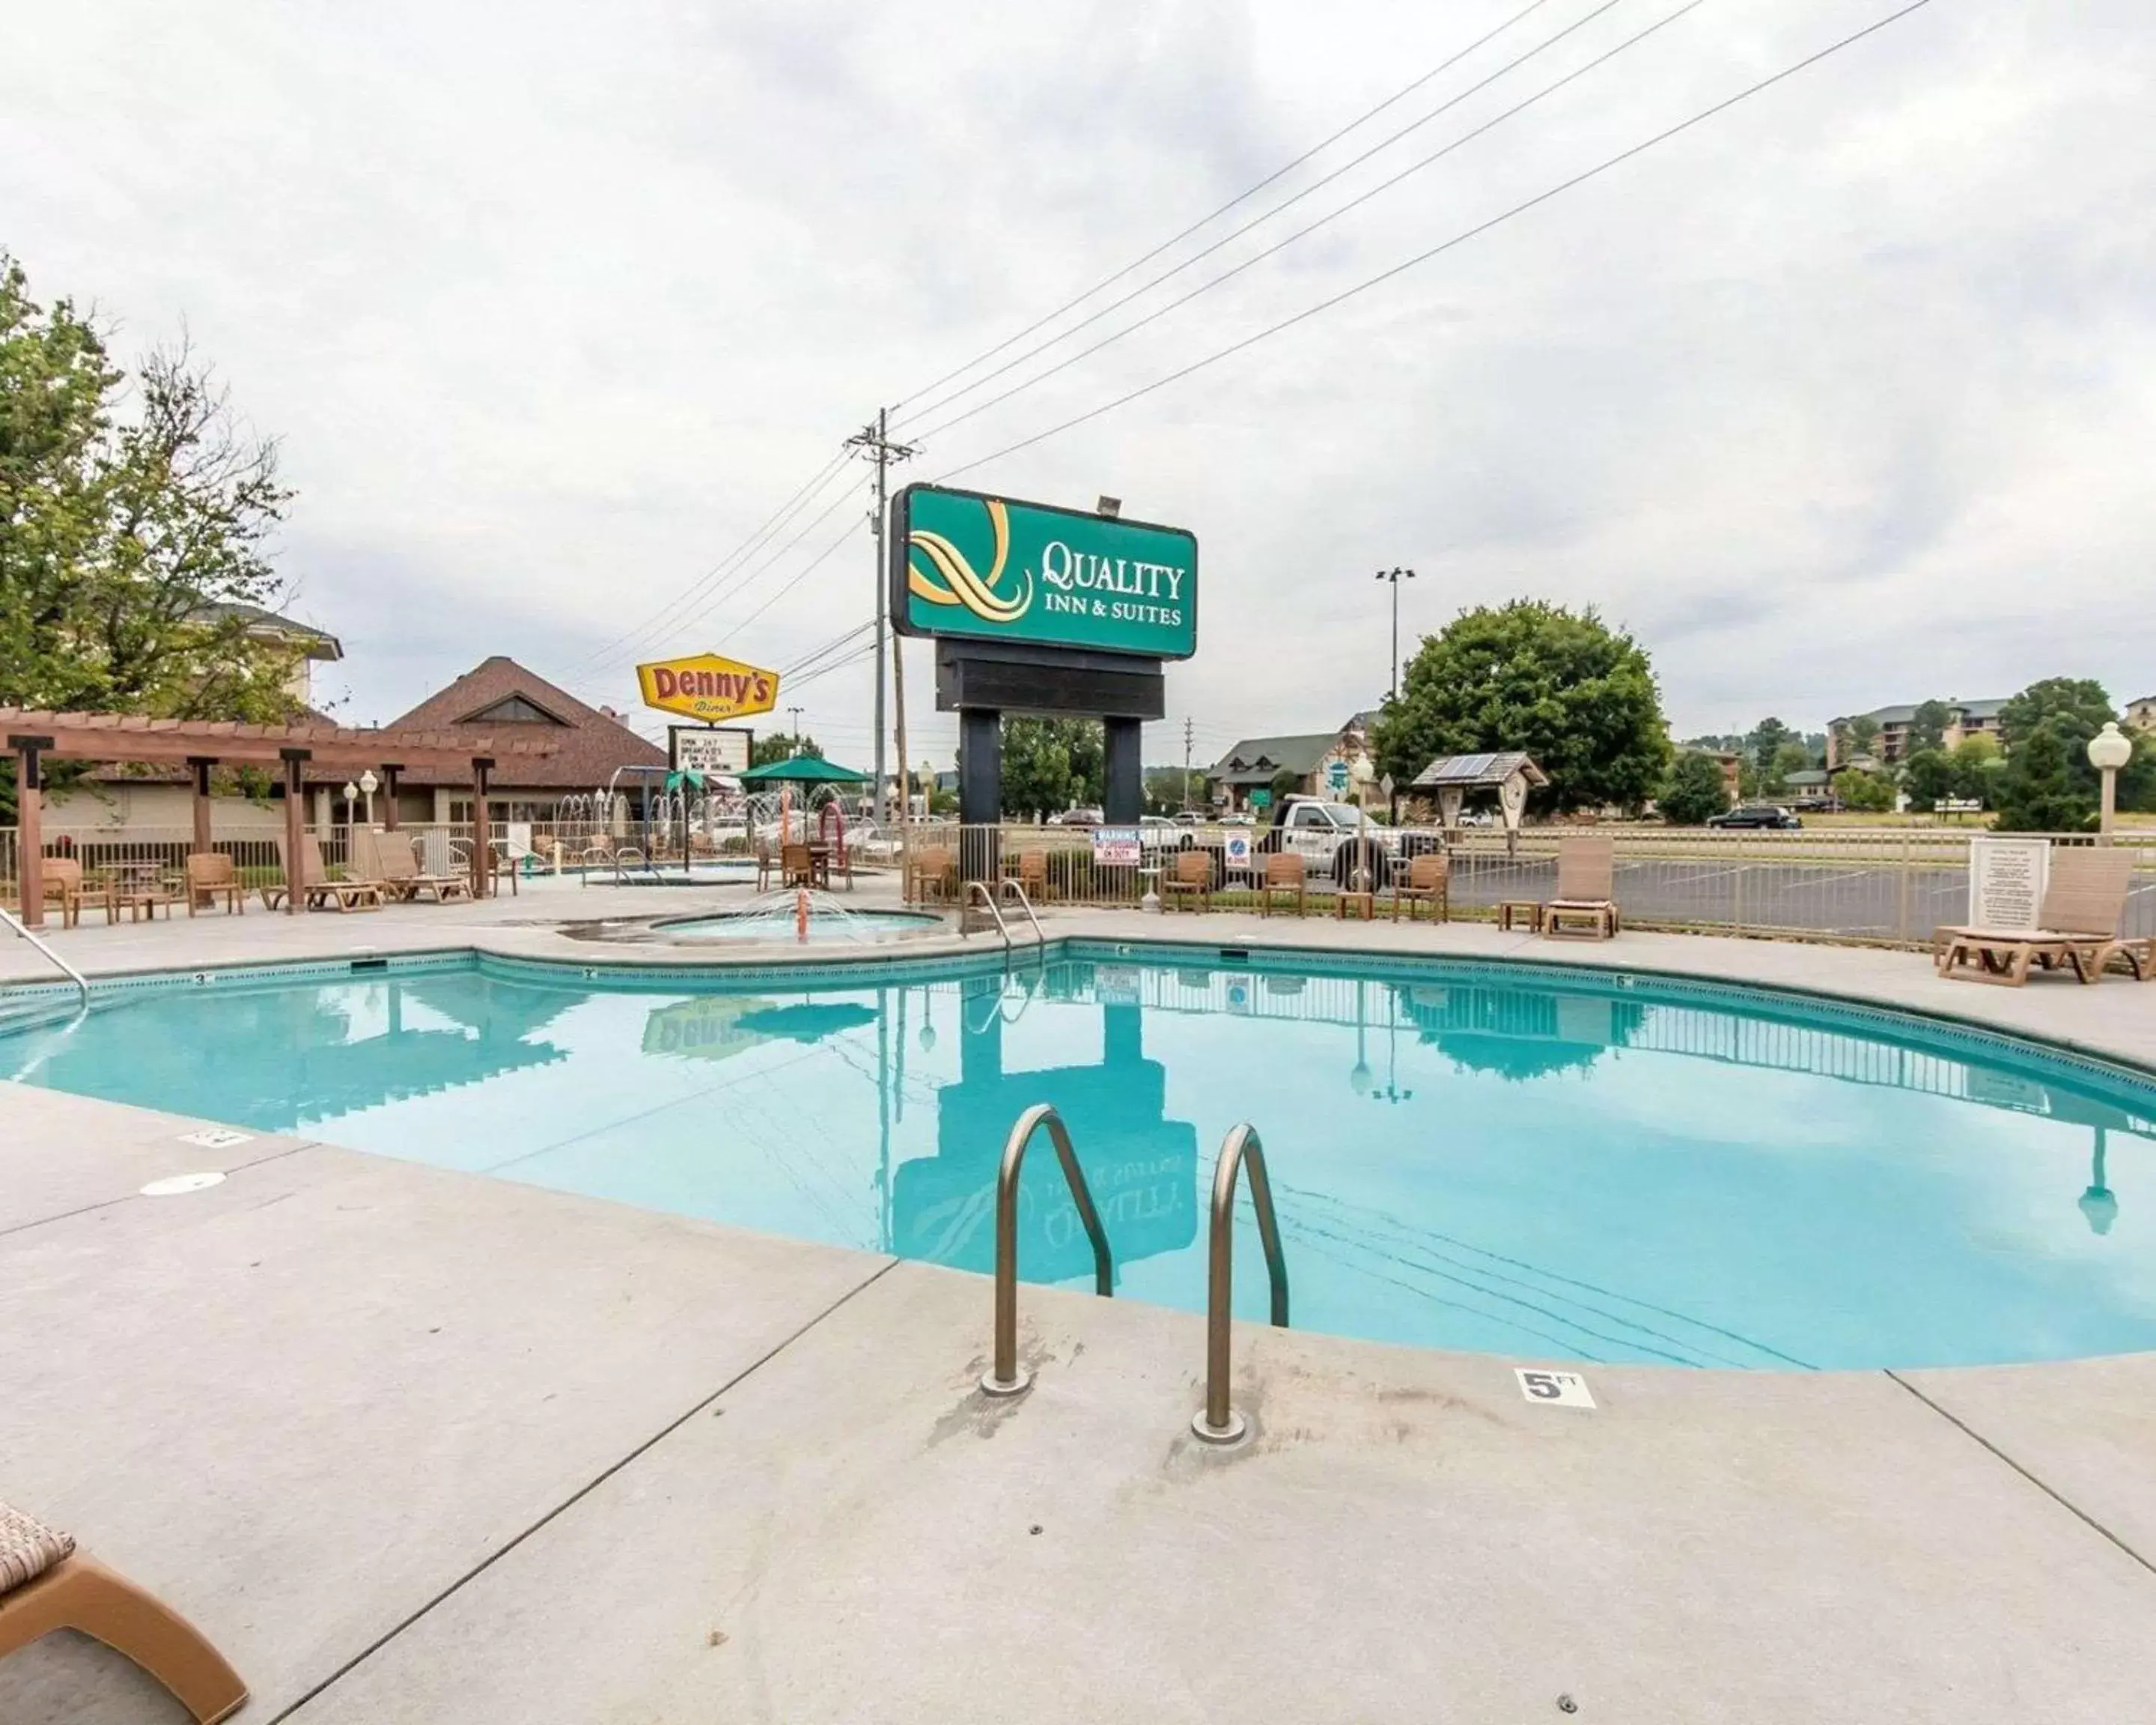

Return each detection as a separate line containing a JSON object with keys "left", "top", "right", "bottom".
{"left": 889, "top": 483, "right": 1197, "bottom": 660}
{"left": 636, "top": 652, "right": 780, "bottom": 722}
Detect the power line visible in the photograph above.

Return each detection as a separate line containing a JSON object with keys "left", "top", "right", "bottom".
{"left": 936, "top": 0, "right": 1937, "bottom": 484}
{"left": 887, "top": 0, "right": 1560, "bottom": 413}
{"left": 782, "top": 619, "right": 877, "bottom": 679}
{"left": 565, "top": 444, "right": 851, "bottom": 674}
{"left": 900, "top": 0, "right": 1647, "bottom": 434}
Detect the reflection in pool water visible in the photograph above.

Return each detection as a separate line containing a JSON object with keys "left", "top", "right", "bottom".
{"left": 6, "top": 952, "right": 2153, "bottom": 1369}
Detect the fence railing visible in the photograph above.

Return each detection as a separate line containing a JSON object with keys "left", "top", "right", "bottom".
{"left": 895, "top": 823, "right": 2156, "bottom": 948}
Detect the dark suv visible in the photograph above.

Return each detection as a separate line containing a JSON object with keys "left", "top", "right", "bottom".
{"left": 1707, "top": 804, "right": 1802, "bottom": 830}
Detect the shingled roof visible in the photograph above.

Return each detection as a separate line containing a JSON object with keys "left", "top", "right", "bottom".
{"left": 380, "top": 657, "right": 667, "bottom": 788}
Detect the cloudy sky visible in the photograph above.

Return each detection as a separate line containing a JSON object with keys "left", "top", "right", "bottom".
{"left": 5, "top": 0, "right": 2150, "bottom": 771}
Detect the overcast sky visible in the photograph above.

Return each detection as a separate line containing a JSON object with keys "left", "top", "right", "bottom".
{"left": 5, "top": 0, "right": 2150, "bottom": 771}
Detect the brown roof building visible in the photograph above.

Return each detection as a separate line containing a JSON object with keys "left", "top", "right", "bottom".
{"left": 370, "top": 657, "right": 667, "bottom": 823}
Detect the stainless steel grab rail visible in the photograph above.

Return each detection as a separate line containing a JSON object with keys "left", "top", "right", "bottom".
{"left": 961, "top": 879, "right": 1012, "bottom": 948}
{"left": 996, "top": 878, "right": 1045, "bottom": 943}
{"left": 1193, "top": 1122, "right": 1290, "bottom": 1445}
{"left": 980, "top": 1103, "right": 1115, "bottom": 1396}
{"left": 0, "top": 904, "right": 90, "bottom": 1008}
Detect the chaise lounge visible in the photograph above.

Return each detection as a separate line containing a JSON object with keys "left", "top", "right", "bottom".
{"left": 1934, "top": 848, "right": 2152, "bottom": 985}
{"left": 0, "top": 1500, "right": 247, "bottom": 1722}
{"left": 1542, "top": 835, "right": 1621, "bottom": 940}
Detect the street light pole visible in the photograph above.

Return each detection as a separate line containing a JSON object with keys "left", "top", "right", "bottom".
{"left": 1374, "top": 566, "right": 1416, "bottom": 703}
{"left": 2089, "top": 722, "right": 2132, "bottom": 838}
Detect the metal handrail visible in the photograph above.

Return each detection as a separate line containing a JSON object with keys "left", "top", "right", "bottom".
{"left": 980, "top": 1102, "right": 1115, "bottom": 1397}
{"left": 961, "top": 879, "right": 1012, "bottom": 947}
{"left": 0, "top": 904, "right": 91, "bottom": 1008}
{"left": 1193, "top": 1122, "right": 1290, "bottom": 1445}
{"left": 996, "top": 877, "right": 1046, "bottom": 943}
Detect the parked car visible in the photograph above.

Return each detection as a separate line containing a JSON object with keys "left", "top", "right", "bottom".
{"left": 1706, "top": 804, "right": 1803, "bottom": 830}
{"left": 1048, "top": 807, "right": 1103, "bottom": 827}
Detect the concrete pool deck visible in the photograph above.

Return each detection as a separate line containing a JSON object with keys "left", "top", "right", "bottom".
{"left": 4, "top": 882, "right": 2155, "bottom": 1720}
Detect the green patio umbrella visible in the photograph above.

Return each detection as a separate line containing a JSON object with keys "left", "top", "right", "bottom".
{"left": 737, "top": 754, "right": 871, "bottom": 786}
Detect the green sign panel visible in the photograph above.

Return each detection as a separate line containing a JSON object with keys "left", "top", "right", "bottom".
{"left": 1249, "top": 788, "right": 1271, "bottom": 809}
{"left": 889, "top": 483, "right": 1197, "bottom": 660}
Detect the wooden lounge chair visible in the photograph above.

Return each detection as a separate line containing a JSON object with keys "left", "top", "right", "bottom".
{"left": 0, "top": 1500, "right": 247, "bottom": 1723}
{"left": 1015, "top": 850, "right": 1053, "bottom": 905}
{"left": 183, "top": 852, "right": 246, "bottom": 916}
{"left": 1935, "top": 848, "right": 2152, "bottom": 986}
{"left": 261, "top": 834, "right": 383, "bottom": 913}
{"left": 37, "top": 857, "right": 86, "bottom": 929}
{"left": 907, "top": 845, "right": 957, "bottom": 905}
{"left": 1389, "top": 851, "right": 1449, "bottom": 923}
{"left": 1544, "top": 836, "right": 1619, "bottom": 940}
{"left": 360, "top": 828, "right": 474, "bottom": 903}
{"left": 1257, "top": 851, "right": 1307, "bottom": 917}
{"left": 1162, "top": 847, "right": 1212, "bottom": 913}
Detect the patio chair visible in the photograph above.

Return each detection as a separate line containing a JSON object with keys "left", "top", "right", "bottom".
{"left": 755, "top": 836, "right": 775, "bottom": 892}
{"left": 183, "top": 852, "right": 246, "bottom": 916}
{"left": 262, "top": 834, "right": 383, "bottom": 913}
{"left": 1934, "top": 848, "right": 2151, "bottom": 986}
{"left": 907, "top": 845, "right": 956, "bottom": 905}
{"left": 1161, "top": 846, "right": 1212, "bottom": 913}
{"left": 1015, "top": 850, "right": 1053, "bottom": 905}
{"left": 1389, "top": 850, "right": 1449, "bottom": 923}
{"left": 1544, "top": 836, "right": 1619, "bottom": 940}
{"left": 782, "top": 842, "right": 814, "bottom": 889}
{"left": 362, "top": 828, "right": 473, "bottom": 904}
{"left": 1257, "top": 851, "right": 1306, "bottom": 917}
{"left": 0, "top": 1500, "right": 247, "bottom": 1723}
{"left": 37, "top": 857, "right": 85, "bottom": 929}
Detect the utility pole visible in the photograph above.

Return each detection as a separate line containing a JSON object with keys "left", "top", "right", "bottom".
{"left": 847, "top": 409, "right": 919, "bottom": 824}
{"left": 787, "top": 705, "right": 803, "bottom": 748}
{"left": 1375, "top": 566, "right": 1416, "bottom": 703}
{"left": 1182, "top": 716, "right": 1195, "bottom": 812}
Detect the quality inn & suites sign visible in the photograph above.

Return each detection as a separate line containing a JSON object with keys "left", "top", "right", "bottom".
{"left": 636, "top": 651, "right": 780, "bottom": 722}
{"left": 889, "top": 483, "right": 1197, "bottom": 660}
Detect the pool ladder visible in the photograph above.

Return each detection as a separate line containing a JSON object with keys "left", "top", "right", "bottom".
{"left": 979, "top": 1104, "right": 1289, "bottom": 1445}
{"left": 0, "top": 904, "right": 89, "bottom": 1008}
{"left": 960, "top": 879, "right": 1045, "bottom": 949}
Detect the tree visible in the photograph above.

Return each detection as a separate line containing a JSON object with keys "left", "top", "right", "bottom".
{"left": 1371, "top": 600, "right": 1669, "bottom": 814}
{"left": 1842, "top": 714, "right": 1881, "bottom": 758}
{"left": 1771, "top": 740, "right": 1813, "bottom": 784}
{"left": 1995, "top": 678, "right": 2155, "bottom": 810}
{"left": 1747, "top": 717, "right": 1793, "bottom": 788}
{"left": 750, "top": 731, "right": 819, "bottom": 767}
{"left": 1267, "top": 767, "right": 1302, "bottom": 815}
{"left": 1907, "top": 699, "right": 1954, "bottom": 755}
{"left": 1901, "top": 748, "right": 1955, "bottom": 811}
{"left": 2, "top": 254, "right": 303, "bottom": 814}
{"left": 999, "top": 717, "right": 1103, "bottom": 818}
{"left": 1144, "top": 766, "right": 1205, "bottom": 814}
{"left": 1948, "top": 734, "right": 2004, "bottom": 807}
{"left": 1992, "top": 723, "right": 2093, "bottom": 833}
{"left": 1835, "top": 767, "right": 1896, "bottom": 812}
{"left": 1659, "top": 751, "right": 1730, "bottom": 825}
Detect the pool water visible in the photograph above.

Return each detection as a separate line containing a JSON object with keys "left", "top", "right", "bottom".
{"left": 657, "top": 909, "right": 942, "bottom": 943}
{"left": 6, "top": 949, "right": 2152, "bottom": 1369}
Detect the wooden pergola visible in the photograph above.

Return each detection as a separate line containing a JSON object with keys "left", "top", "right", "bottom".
{"left": 4, "top": 709, "right": 558, "bottom": 926}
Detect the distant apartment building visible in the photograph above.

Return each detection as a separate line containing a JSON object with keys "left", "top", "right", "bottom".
{"left": 1827, "top": 698, "right": 2008, "bottom": 767}
{"left": 2125, "top": 694, "right": 2156, "bottom": 733}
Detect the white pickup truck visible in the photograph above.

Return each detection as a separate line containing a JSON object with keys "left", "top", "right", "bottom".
{"left": 1255, "top": 797, "right": 1405, "bottom": 887}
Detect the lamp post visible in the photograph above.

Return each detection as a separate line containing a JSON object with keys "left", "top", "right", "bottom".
{"left": 2088, "top": 722, "right": 2132, "bottom": 837}
{"left": 359, "top": 769, "right": 378, "bottom": 826}
{"left": 1374, "top": 567, "right": 1416, "bottom": 703}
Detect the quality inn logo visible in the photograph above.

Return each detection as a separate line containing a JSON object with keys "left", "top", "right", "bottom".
{"left": 907, "top": 495, "right": 1192, "bottom": 633}
{"left": 907, "top": 498, "right": 1032, "bottom": 624}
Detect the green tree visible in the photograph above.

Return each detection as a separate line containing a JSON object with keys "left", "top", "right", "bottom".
{"left": 1992, "top": 723, "right": 2093, "bottom": 833}
{"left": 1907, "top": 699, "right": 1954, "bottom": 755}
{"left": 1771, "top": 740, "right": 1813, "bottom": 783}
{"left": 1371, "top": 600, "right": 1669, "bottom": 814}
{"left": 1144, "top": 765, "right": 1205, "bottom": 814}
{"left": 1842, "top": 714, "right": 1881, "bottom": 758}
{"left": 1948, "top": 734, "right": 2003, "bottom": 806}
{"left": 1835, "top": 767, "right": 1896, "bottom": 812}
{"left": 1902, "top": 748, "right": 1955, "bottom": 811}
{"left": 1747, "top": 717, "right": 1793, "bottom": 788}
{"left": 1267, "top": 767, "right": 1302, "bottom": 816}
{"left": 2, "top": 254, "right": 303, "bottom": 812}
{"left": 998, "top": 717, "right": 1103, "bottom": 818}
{"left": 1658, "top": 751, "right": 1730, "bottom": 825}
{"left": 749, "top": 731, "right": 819, "bottom": 767}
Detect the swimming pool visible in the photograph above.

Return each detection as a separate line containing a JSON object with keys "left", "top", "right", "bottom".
{"left": 5, "top": 946, "right": 2152, "bottom": 1369}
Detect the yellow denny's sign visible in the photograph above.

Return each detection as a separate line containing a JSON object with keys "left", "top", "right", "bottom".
{"left": 636, "top": 652, "right": 780, "bottom": 722}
